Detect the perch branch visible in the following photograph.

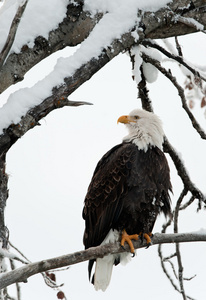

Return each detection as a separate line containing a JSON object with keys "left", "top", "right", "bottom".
{"left": 0, "top": 232, "right": 206, "bottom": 290}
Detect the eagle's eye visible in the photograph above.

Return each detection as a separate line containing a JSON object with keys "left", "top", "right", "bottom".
{"left": 134, "top": 115, "right": 139, "bottom": 120}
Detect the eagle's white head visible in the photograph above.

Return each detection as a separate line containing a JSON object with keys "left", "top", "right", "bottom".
{"left": 117, "top": 109, "right": 164, "bottom": 151}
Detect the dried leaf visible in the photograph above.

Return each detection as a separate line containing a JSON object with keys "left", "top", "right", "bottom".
{"left": 189, "top": 100, "right": 195, "bottom": 109}
{"left": 57, "top": 291, "right": 65, "bottom": 299}
{"left": 201, "top": 96, "right": 206, "bottom": 108}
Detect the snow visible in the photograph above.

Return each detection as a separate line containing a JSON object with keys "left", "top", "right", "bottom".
{"left": 0, "top": 241, "right": 16, "bottom": 260}
{"left": 142, "top": 46, "right": 162, "bottom": 83}
{"left": 131, "top": 45, "right": 162, "bottom": 84}
{"left": 84, "top": 0, "right": 171, "bottom": 15}
{"left": 0, "top": 0, "right": 171, "bottom": 134}
{"left": 195, "top": 228, "right": 206, "bottom": 235}
{"left": 0, "top": 0, "right": 69, "bottom": 53}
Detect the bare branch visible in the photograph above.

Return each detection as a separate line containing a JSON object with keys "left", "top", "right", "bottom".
{"left": 136, "top": 63, "right": 205, "bottom": 209}
{"left": 0, "top": 232, "right": 206, "bottom": 290}
{"left": 142, "top": 39, "right": 206, "bottom": 82}
{"left": 9, "top": 260, "right": 21, "bottom": 300}
{"left": 180, "top": 195, "right": 196, "bottom": 210}
{"left": 9, "top": 241, "right": 30, "bottom": 263}
{"left": 163, "top": 137, "right": 205, "bottom": 209}
{"left": 174, "top": 189, "right": 188, "bottom": 300}
{"left": 0, "top": 0, "right": 28, "bottom": 69}
{"left": 158, "top": 243, "right": 181, "bottom": 293}
{"left": 141, "top": 52, "right": 206, "bottom": 140}
{"left": 175, "top": 37, "right": 183, "bottom": 57}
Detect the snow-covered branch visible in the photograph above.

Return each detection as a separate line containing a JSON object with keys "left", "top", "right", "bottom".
{"left": 0, "top": 232, "right": 206, "bottom": 290}
{"left": 0, "top": 1, "right": 101, "bottom": 94}
{"left": 0, "top": 0, "right": 205, "bottom": 93}
{"left": 0, "top": 30, "right": 136, "bottom": 153}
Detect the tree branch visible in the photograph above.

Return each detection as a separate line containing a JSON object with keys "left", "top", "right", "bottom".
{"left": 163, "top": 137, "right": 206, "bottom": 209}
{"left": 136, "top": 63, "right": 205, "bottom": 208}
{"left": 0, "top": 232, "right": 206, "bottom": 290}
{"left": 174, "top": 189, "right": 188, "bottom": 300}
{"left": 0, "top": 2, "right": 103, "bottom": 94}
{"left": 0, "top": 0, "right": 205, "bottom": 93}
{"left": 0, "top": 30, "right": 137, "bottom": 154}
{"left": 142, "top": 39, "right": 206, "bottom": 82}
{"left": 141, "top": 52, "right": 206, "bottom": 140}
{"left": 0, "top": 0, "right": 28, "bottom": 69}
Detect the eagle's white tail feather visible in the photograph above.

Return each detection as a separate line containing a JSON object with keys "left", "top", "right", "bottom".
{"left": 93, "top": 229, "right": 132, "bottom": 291}
{"left": 94, "top": 255, "right": 115, "bottom": 291}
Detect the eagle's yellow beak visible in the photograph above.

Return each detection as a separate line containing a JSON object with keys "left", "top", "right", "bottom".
{"left": 117, "top": 115, "right": 136, "bottom": 124}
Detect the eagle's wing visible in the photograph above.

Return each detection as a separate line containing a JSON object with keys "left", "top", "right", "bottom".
{"left": 83, "top": 143, "right": 136, "bottom": 249}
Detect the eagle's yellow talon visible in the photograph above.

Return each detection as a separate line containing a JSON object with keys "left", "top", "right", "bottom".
{"left": 143, "top": 233, "right": 152, "bottom": 245}
{"left": 120, "top": 229, "right": 139, "bottom": 254}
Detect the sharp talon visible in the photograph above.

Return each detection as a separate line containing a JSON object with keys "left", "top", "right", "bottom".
{"left": 143, "top": 233, "right": 152, "bottom": 248}
{"left": 120, "top": 229, "right": 139, "bottom": 254}
{"left": 132, "top": 252, "right": 135, "bottom": 258}
{"left": 145, "top": 242, "right": 151, "bottom": 249}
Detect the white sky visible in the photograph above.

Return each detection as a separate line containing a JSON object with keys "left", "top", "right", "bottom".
{"left": 0, "top": 1, "right": 206, "bottom": 300}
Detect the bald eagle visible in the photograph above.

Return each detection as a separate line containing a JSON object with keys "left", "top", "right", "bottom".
{"left": 83, "top": 109, "right": 172, "bottom": 291}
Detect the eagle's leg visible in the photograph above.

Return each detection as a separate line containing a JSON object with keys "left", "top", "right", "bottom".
{"left": 120, "top": 229, "right": 139, "bottom": 254}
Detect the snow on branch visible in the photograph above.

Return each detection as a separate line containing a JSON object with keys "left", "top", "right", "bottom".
{"left": 0, "top": 29, "right": 138, "bottom": 153}
{"left": 0, "top": 0, "right": 205, "bottom": 94}
{"left": 0, "top": 232, "right": 206, "bottom": 290}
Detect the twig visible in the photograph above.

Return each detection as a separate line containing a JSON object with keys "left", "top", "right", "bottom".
{"left": 174, "top": 189, "right": 188, "bottom": 300}
{"left": 165, "top": 259, "right": 178, "bottom": 280}
{"left": 0, "top": 0, "right": 28, "bottom": 68}
{"left": 175, "top": 37, "right": 183, "bottom": 57}
{"left": 163, "top": 253, "right": 177, "bottom": 261}
{"left": 142, "top": 39, "right": 206, "bottom": 82}
{"left": 174, "top": 189, "right": 188, "bottom": 234}
{"left": 9, "top": 260, "right": 21, "bottom": 300}
{"left": 9, "top": 241, "right": 31, "bottom": 263}
{"left": 163, "top": 137, "right": 205, "bottom": 209}
{"left": 41, "top": 272, "right": 64, "bottom": 289}
{"left": 141, "top": 52, "right": 206, "bottom": 140}
{"left": 180, "top": 195, "right": 196, "bottom": 210}
{"left": 158, "top": 243, "right": 180, "bottom": 293}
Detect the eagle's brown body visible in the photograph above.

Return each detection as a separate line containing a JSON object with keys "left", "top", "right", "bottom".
{"left": 82, "top": 109, "right": 172, "bottom": 291}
